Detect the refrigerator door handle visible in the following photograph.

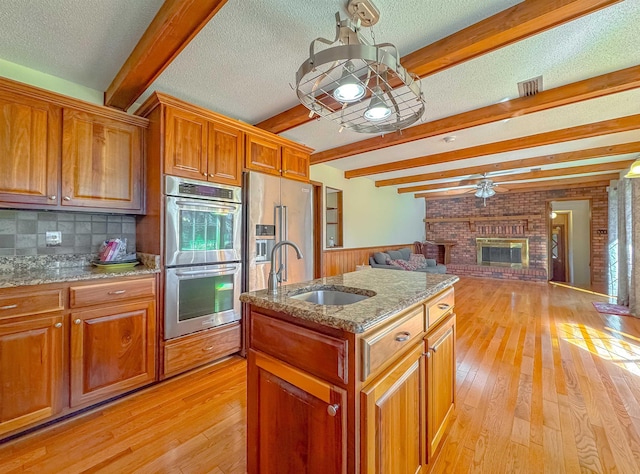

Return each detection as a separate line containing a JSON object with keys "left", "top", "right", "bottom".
{"left": 283, "top": 205, "right": 289, "bottom": 282}
{"left": 275, "top": 205, "right": 284, "bottom": 283}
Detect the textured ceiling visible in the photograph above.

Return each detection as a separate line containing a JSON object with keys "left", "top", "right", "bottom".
{"left": 0, "top": 0, "right": 638, "bottom": 195}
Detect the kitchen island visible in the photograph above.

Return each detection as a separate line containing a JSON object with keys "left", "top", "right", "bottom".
{"left": 240, "top": 268, "right": 459, "bottom": 473}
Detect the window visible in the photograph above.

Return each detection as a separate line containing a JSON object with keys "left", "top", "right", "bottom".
{"left": 326, "top": 187, "right": 343, "bottom": 248}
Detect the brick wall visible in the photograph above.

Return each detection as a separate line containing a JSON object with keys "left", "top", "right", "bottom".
{"left": 423, "top": 185, "right": 609, "bottom": 283}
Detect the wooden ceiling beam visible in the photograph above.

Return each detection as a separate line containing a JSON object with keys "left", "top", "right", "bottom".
{"left": 376, "top": 142, "right": 640, "bottom": 187}
{"left": 313, "top": 63, "right": 640, "bottom": 165}
{"left": 416, "top": 174, "right": 618, "bottom": 199}
{"left": 397, "top": 160, "right": 634, "bottom": 194}
{"left": 345, "top": 114, "right": 640, "bottom": 179}
{"left": 105, "top": 0, "right": 228, "bottom": 111}
{"left": 256, "top": 0, "right": 621, "bottom": 135}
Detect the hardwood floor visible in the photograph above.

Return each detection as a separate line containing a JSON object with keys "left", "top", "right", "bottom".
{"left": 2, "top": 276, "right": 640, "bottom": 473}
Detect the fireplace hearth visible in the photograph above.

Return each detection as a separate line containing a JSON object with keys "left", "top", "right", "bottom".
{"left": 476, "top": 238, "right": 529, "bottom": 268}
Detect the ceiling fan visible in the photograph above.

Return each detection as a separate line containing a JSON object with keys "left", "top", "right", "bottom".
{"left": 469, "top": 174, "right": 509, "bottom": 206}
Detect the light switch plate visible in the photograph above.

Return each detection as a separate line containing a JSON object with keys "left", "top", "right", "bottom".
{"left": 45, "top": 231, "right": 62, "bottom": 247}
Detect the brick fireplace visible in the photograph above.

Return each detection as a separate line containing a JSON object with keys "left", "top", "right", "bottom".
{"left": 422, "top": 185, "right": 609, "bottom": 283}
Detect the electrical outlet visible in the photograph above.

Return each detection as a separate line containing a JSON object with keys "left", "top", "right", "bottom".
{"left": 45, "top": 231, "right": 62, "bottom": 246}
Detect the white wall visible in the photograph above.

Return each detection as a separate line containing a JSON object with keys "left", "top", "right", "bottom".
{"left": 552, "top": 200, "right": 591, "bottom": 286}
{"left": 310, "top": 164, "right": 425, "bottom": 249}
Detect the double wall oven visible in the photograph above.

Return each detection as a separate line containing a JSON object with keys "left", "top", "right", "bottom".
{"left": 164, "top": 176, "right": 242, "bottom": 340}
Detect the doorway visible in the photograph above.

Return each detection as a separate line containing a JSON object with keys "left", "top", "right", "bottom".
{"left": 549, "top": 200, "right": 591, "bottom": 287}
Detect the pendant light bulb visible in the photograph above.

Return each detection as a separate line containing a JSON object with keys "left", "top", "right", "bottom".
{"left": 333, "top": 61, "right": 366, "bottom": 103}
{"left": 364, "top": 86, "right": 391, "bottom": 121}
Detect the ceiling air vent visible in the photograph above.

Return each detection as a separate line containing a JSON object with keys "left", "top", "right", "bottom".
{"left": 517, "top": 75, "right": 543, "bottom": 97}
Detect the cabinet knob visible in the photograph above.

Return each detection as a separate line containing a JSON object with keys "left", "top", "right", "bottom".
{"left": 48, "top": 195, "right": 57, "bottom": 200}
{"left": 54, "top": 322, "right": 62, "bottom": 328}
{"left": 203, "top": 172, "right": 208, "bottom": 176}
{"left": 63, "top": 196, "right": 71, "bottom": 201}
{"left": 422, "top": 351, "right": 431, "bottom": 359}
{"left": 74, "top": 319, "right": 81, "bottom": 325}
{"left": 437, "top": 303, "right": 450, "bottom": 310}
{"left": 429, "top": 346, "right": 438, "bottom": 353}
{"left": 394, "top": 331, "right": 411, "bottom": 342}
{"left": 327, "top": 404, "right": 340, "bottom": 417}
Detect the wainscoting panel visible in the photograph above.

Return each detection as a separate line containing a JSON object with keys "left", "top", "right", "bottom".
{"left": 322, "top": 244, "right": 412, "bottom": 277}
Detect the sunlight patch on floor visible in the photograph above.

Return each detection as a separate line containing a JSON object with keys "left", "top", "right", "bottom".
{"left": 559, "top": 323, "right": 640, "bottom": 376}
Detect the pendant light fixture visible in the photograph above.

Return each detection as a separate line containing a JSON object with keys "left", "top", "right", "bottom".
{"left": 295, "top": 0, "right": 426, "bottom": 134}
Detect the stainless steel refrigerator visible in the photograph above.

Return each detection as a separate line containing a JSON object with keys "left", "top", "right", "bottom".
{"left": 244, "top": 171, "right": 314, "bottom": 292}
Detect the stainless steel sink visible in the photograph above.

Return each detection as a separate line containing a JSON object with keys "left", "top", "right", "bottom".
{"left": 289, "top": 289, "right": 372, "bottom": 305}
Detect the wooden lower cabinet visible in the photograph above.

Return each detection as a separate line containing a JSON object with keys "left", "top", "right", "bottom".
{"left": 0, "top": 313, "right": 64, "bottom": 436}
{"left": 361, "top": 343, "right": 426, "bottom": 474}
{"left": 425, "top": 313, "right": 456, "bottom": 459}
{"left": 70, "top": 300, "right": 156, "bottom": 408}
{"left": 248, "top": 350, "right": 347, "bottom": 474}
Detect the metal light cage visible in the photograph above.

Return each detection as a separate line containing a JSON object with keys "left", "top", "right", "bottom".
{"left": 295, "top": 15, "right": 425, "bottom": 134}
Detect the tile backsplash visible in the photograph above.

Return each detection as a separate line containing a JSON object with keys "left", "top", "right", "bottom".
{"left": 0, "top": 210, "right": 136, "bottom": 256}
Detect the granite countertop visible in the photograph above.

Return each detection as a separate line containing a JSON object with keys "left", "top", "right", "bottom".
{"left": 0, "top": 253, "right": 161, "bottom": 289}
{"left": 240, "top": 268, "right": 459, "bottom": 333}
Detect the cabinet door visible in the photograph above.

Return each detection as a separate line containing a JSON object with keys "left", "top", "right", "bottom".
{"left": 245, "top": 134, "right": 281, "bottom": 176}
{"left": 247, "top": 350, "right": 346, "bottom": 474}
{"left": 0, "top": 91, "right": 60, "bottom": 206}
{"left": 61, "top": 109, "right": 143, "bottom": 211}
{"left": 425, "top": 313, "right": 456, "bottom": 459}
{"left": 0, "top": 314, "right": 64, "bottom": 436}
{"left": 361, "top": 342, "right": 426, "bottom": 474}
{"left": 281, "top": 146, "right": 310, "bottom": 182}
{"left": 70, "top": 300, "right": 156, "bottom": 408}
{"left": 165, "top": 106, "right": 208, "bottom": 180}
{"left": 207, "top": 122, "right": 242, "bottom": 186}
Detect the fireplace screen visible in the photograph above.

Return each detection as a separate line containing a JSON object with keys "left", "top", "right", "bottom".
{"left": 476, "top": 238, "right": 529, "bottom": 268}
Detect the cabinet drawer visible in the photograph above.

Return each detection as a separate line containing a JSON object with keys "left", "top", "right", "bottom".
{"left": 164, "top": 323, "right": 241, "bottom": 378}
{"left": 0, "top": 288, "right": 64, "bottom": 319}
{"left": 70, "top": 278, "right": 155, "bottom": 308}
{"left": 361, "top": 305, "right": 425, "bottom": 381}
{"left": 250, "top": 310, "right": 348, "bottom": 385}
{"left": 426, "top": 287, "right": 454, "bottom": 329}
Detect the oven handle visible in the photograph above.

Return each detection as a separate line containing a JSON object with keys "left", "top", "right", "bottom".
{"left": 174, "top": 268, "right": 237, "bottom": 277}
{"left": 175, "top": 201, "right": 238, "bottom": 212}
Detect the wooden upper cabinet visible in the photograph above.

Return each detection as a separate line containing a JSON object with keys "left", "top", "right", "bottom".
{"left": 245, "top": 134, "right": 281, "bottom": 176}
{"left": 70, "top": 299, "right": 156, "bottom": 408}
{"left": 0, "top": 91, "right": 60, "bottom": 206}
{"left": 164, "top": 106, "right": 208, "bottom": 180}
{"left": 207, "top": 122, "right": 243, "bottom": 186}
{"left": 281, "top": 146, "right": 310, "bottom": 182}
{"left": 0, "top": 313, "right": 64, "bottom": 436}
{"left": 361, "top": 342, "right": 426, "bottom": 474}
{"left": 61, "top": 109, "right": 143, "bottom": 212}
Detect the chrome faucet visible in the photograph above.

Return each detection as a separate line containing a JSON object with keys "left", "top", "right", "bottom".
{"left": 268, "top": 240, "right": 303, "bottom": 295}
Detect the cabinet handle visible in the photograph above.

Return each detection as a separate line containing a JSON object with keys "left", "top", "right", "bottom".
{"left": 74, "top": 319, "right": 81, "bottom": 325}
{"left": 202, "top": 346, "right": 214, "bottom": 351}
{"left": 54, "top": 322, "right": 62, "bottom": 328}
{"left": 437, "top": 303, "right": 450, "bottom": 310}
{"left": 394, "top": 331, "right": 411, "bottom": 342}
{"left": 48, "top": 195, "right": 57, "bottom": 200}
{"left": 0, "top": 304, "right": 17, "bottom": 310}
{"left": 422, "top": 351, "right": 431, "bottom": 359}
{"left": 63, "top": 196, "right": 71, "bottom": 201}
{"left": 108, "top": 290, "right": 126, "bottom": 295}
{"left": 429, "top": 346, "right": 438, "bottom": 353}
{"left": 202, "top": 172, "right": 207, "bottom": 176}
{"left": 327, "top": 404, "right": 340, "bottom": 417}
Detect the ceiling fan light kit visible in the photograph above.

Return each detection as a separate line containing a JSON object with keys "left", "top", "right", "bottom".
{"left": 295, "top": 0, "right": 426, "bottom": 134}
